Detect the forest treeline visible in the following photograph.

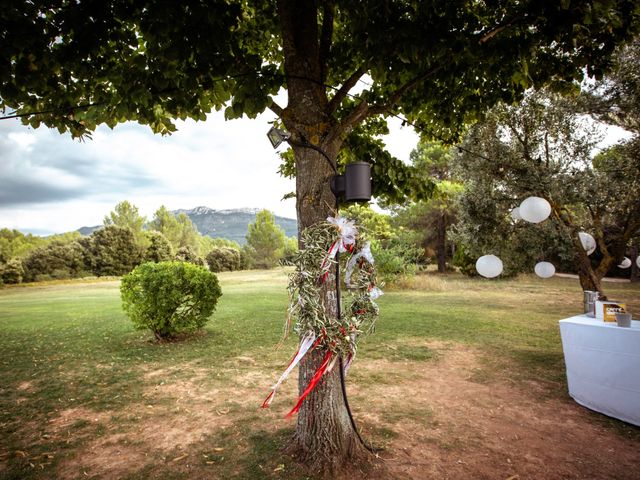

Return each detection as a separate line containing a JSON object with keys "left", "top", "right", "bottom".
{"left": 0, "top": 205, "right": 297, "bottom": 285}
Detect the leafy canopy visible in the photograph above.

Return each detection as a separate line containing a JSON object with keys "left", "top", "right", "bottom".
{"left": 2, "top": 1, "right": 638, "bottom": 205}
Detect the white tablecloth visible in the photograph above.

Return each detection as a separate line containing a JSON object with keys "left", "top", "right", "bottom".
{"left": 559, "top": 315, "right": 640, "bottom": 426}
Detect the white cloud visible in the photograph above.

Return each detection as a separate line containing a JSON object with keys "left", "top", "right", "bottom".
{"left": 8, "top": 132, "right": 37, "bottom": 150}
{"left": 0, "top": 105, "right": 422, "bottom": 235}
{"left": 0, "top": 110, "right": 298, "bottom": 234}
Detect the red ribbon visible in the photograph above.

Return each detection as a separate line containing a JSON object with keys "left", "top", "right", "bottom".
{"left": 285, "top": 350, "right": 334, "bottom": 418}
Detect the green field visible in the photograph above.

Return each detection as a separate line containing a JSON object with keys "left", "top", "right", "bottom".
{"left": 1, "top": 270, "right": 638, "bottom": 479}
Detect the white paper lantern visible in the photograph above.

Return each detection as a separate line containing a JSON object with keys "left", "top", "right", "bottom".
{"left": 476, "top": 254, "right": 503, "bottom": 278}
{"left": 519, "top": 196, "right": 551, "bottom": 223}
{"left": 578, "top": 232, "right": 596, "bottom": 256}
{"left": 534, "top": 261, "right": 556, "bottom": 278}
{"left": 637, "top": 256, "right": 640, "bottom": 269}
{"left": 618, "top": 257, "right": 632, "bottom": 269}
{"left": 510, "top": 207, "right": 522, "bottom": 221}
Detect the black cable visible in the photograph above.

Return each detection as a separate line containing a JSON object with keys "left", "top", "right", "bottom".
{"left": 287, "top": 138, "right": 337, "bottom": 174}
{"left": 334, "top": 198, "right": 380, "bottom": 454}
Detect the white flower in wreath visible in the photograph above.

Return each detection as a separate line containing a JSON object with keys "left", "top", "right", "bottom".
{"left": 369, "top": 286, "right": 384, "bottom": 300}
{"left": 345, "top": 241, "right": 375, "bottom": 287}
{"left": 327, "top": 216, "right": 357, "bottom": 251}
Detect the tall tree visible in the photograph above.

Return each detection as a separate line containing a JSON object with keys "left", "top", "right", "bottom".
{"left": 86, "top": 225, "right": 141, "bottom": 276}
{"left": 396, "top": 142, "right": 463, "bottom": 272}
{"left": 2, "top": 1, "right": 638, "bottom": 472}
{"left": 104, "top": 200, "right": 147, "bottom": 248}
{"left": 149, "top": 206, "right": 179, "bottom": 241}
{"left": 149, "top": 206, "right": 200, "bottom": 252}
{"left": 245, "top": 209, "right": 286, "bottom": 269}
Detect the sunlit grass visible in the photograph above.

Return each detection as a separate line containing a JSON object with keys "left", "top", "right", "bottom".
{"left": 0, "top": 269, "right": 638, "bottom": 479}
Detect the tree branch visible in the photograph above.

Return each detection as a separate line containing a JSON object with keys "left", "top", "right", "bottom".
{"left": 269, "top": 99, "right": 285, "bottom": 118}
{"left": 319, "top": 0, "right": 335, "bottom": 83}
{"left": 478, "top": 13, "right": 525, "bottom": 44}
{"left": 328, "top": 64, "right": 442, "bottom": 143}
{"left": 327, "top": 65, "right": 367, "bottom": 114}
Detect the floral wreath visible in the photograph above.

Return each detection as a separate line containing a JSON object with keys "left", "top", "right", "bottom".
{"left": 261, "top": 216, "right": 382, "bottom": 417}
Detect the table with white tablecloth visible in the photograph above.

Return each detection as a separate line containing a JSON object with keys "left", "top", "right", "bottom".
{"left": 559, "top": 314, "right": 640, "bottom": 427}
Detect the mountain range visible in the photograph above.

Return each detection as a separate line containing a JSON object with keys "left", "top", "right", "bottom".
{"left": 78, "top": 207, "right": 298, "bottom": 245}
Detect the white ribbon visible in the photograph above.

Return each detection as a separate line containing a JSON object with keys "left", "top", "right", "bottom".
{"left": 327, "top": 216, "right": 357, "bottom": 252}
{"left": 369, "top": 286, "right": 384, "bottom": 300}
{"left": 345, "top": 241, "right": 374, "bottom": 287}
{"left": 262, "top": 331, "right": 316, "bottom": 407}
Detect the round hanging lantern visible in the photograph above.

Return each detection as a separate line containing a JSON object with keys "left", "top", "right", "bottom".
{"left": 637, "top": 256, "right": 640, "bottom": 269}
{"left": 519, "top": 196, "right": 551, "bottom": 223}
{"left": 578, "top": 232, "right": 596, "bottom": 256}
{"left": 510, "top": 207, "right": 522, "bottom": 221}
{"left": 618, "top": 257, "right": 632, "bottom": 269}
{"left": 534, "top": 261, "right": 556, "bottom": 278}
{"left": 475, "top": 255, "right": 503, "bottom": 278}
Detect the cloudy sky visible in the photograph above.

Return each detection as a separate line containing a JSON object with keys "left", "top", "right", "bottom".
{"left": 0, "top": 110, "right": 420, "bottom": 236}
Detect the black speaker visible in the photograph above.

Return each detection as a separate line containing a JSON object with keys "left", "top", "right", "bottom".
{"left": 344, "top": 162, "right": 371, "bottom": 202}
{"left": 331, "top": 162, "right": 371, "bottom": 203}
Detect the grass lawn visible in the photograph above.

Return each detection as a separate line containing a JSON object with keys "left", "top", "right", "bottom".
{"left": 0, "top": 270, "right": 638, "bottom": 479}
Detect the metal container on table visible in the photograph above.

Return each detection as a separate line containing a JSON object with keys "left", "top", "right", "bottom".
{"left": 583, "top": 290, "right": 599, "bottom": 317}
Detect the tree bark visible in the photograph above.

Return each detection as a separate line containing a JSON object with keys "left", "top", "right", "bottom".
{"left": 630, "top": 245, "right": 639, "bottom": 283}
{"left": 436, "top": 211, "right": 446, "bottom": 273}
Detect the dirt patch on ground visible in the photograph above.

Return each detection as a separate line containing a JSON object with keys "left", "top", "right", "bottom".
{"left": 16, "top": 380, "right": 35, "bottom": 392}
{"left": 37, "top": 343, "right": 640, "bottom": 479}
{"left": 47, "top": 407, "right": 113, "bottom": 433}
{"left": 359, "top": 341, "right": 640, "bottom": 479}
{"left": 53, "top": 366, "right": 247, "bottom": 479}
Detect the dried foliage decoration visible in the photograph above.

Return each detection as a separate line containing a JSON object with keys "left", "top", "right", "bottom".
{"left": 284, "top": 219, "right": 381, "bottom": 357}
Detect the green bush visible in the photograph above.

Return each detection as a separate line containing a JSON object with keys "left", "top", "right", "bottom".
{"left": 1, "top": 258, "right": 24, "bottom": 284}
{"left": 22, "top": 241, "right": 86, "bottom": 282}
{"left": 371, "top": 238, "right": 423, "bottom": 283}
{"left": 452, "top": 244, "right": 478, "bottom": 277}
{"left": 0, "top": 258, "right": 24, "bottom": 284}
{"left": 143, "top": 231, "right": 174, "bottom": 263}
{"left": 206, "top": 247, "right": 241, "bottom": 272}
{"left": 120, "top": 261, "right": 222, "bottom": 340}
{"left": 86, "top": 226, "right": 141, "bottom": 276}
{"left": 174, "top": 246, "right": 206, "bottom": 266}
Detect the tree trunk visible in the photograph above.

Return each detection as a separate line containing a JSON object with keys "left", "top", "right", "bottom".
{"left": 436, "top": 211, "right": 446, "bottom": 273}
{"left": 284, "top": 145, "right": 370, "bottom": 475}
{"left": 577, "top": 258, "right": 603, "bottom": 294}
{"left": 630, "top": 245, "right": 639, "bottom": 283}
{"left": 275, "top": 2, "right": 372, "bottom": 473}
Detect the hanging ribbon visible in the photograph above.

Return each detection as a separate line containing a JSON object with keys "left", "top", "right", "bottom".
{"left": 343, "top": 350, "right": 355, "bottom": 375}
{"left": 369, "top": 286, "right": 384, "bottom": 300}
{"left": 285, "top": 349, "right": 334, "bottom": 418}
{"left": 319, "top": 240, "right": 341, "bottom": 284}
{"left": 318, "top": 216, "right": 358, "bottom": 284}
{"left": 345, "top": 241, "right": 374, "bottom": 287}
{"left": 261, "top": 332, "right": 318, "bottom": 408}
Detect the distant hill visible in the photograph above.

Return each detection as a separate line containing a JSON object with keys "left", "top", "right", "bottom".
{"left": 77, "top": 225, "right": 100, "bottom": 236}
{"left": 174, "top": 207, "right": 297, "bottom": 245}
{"left": 77, "top": 207, "right": 297, "bottom": 245}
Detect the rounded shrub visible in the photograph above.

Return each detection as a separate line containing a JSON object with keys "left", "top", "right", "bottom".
{"left": 120, "top": 261, "right": 222, "bottom": 340}
{"left": 1, "top": 258, "right": 24, "bottom": 284}
{"left": 174, "top": 245, "right": 206, "bottom": 267}
{"left": 206, "top": 247, "right": 241, "bottom": 272}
